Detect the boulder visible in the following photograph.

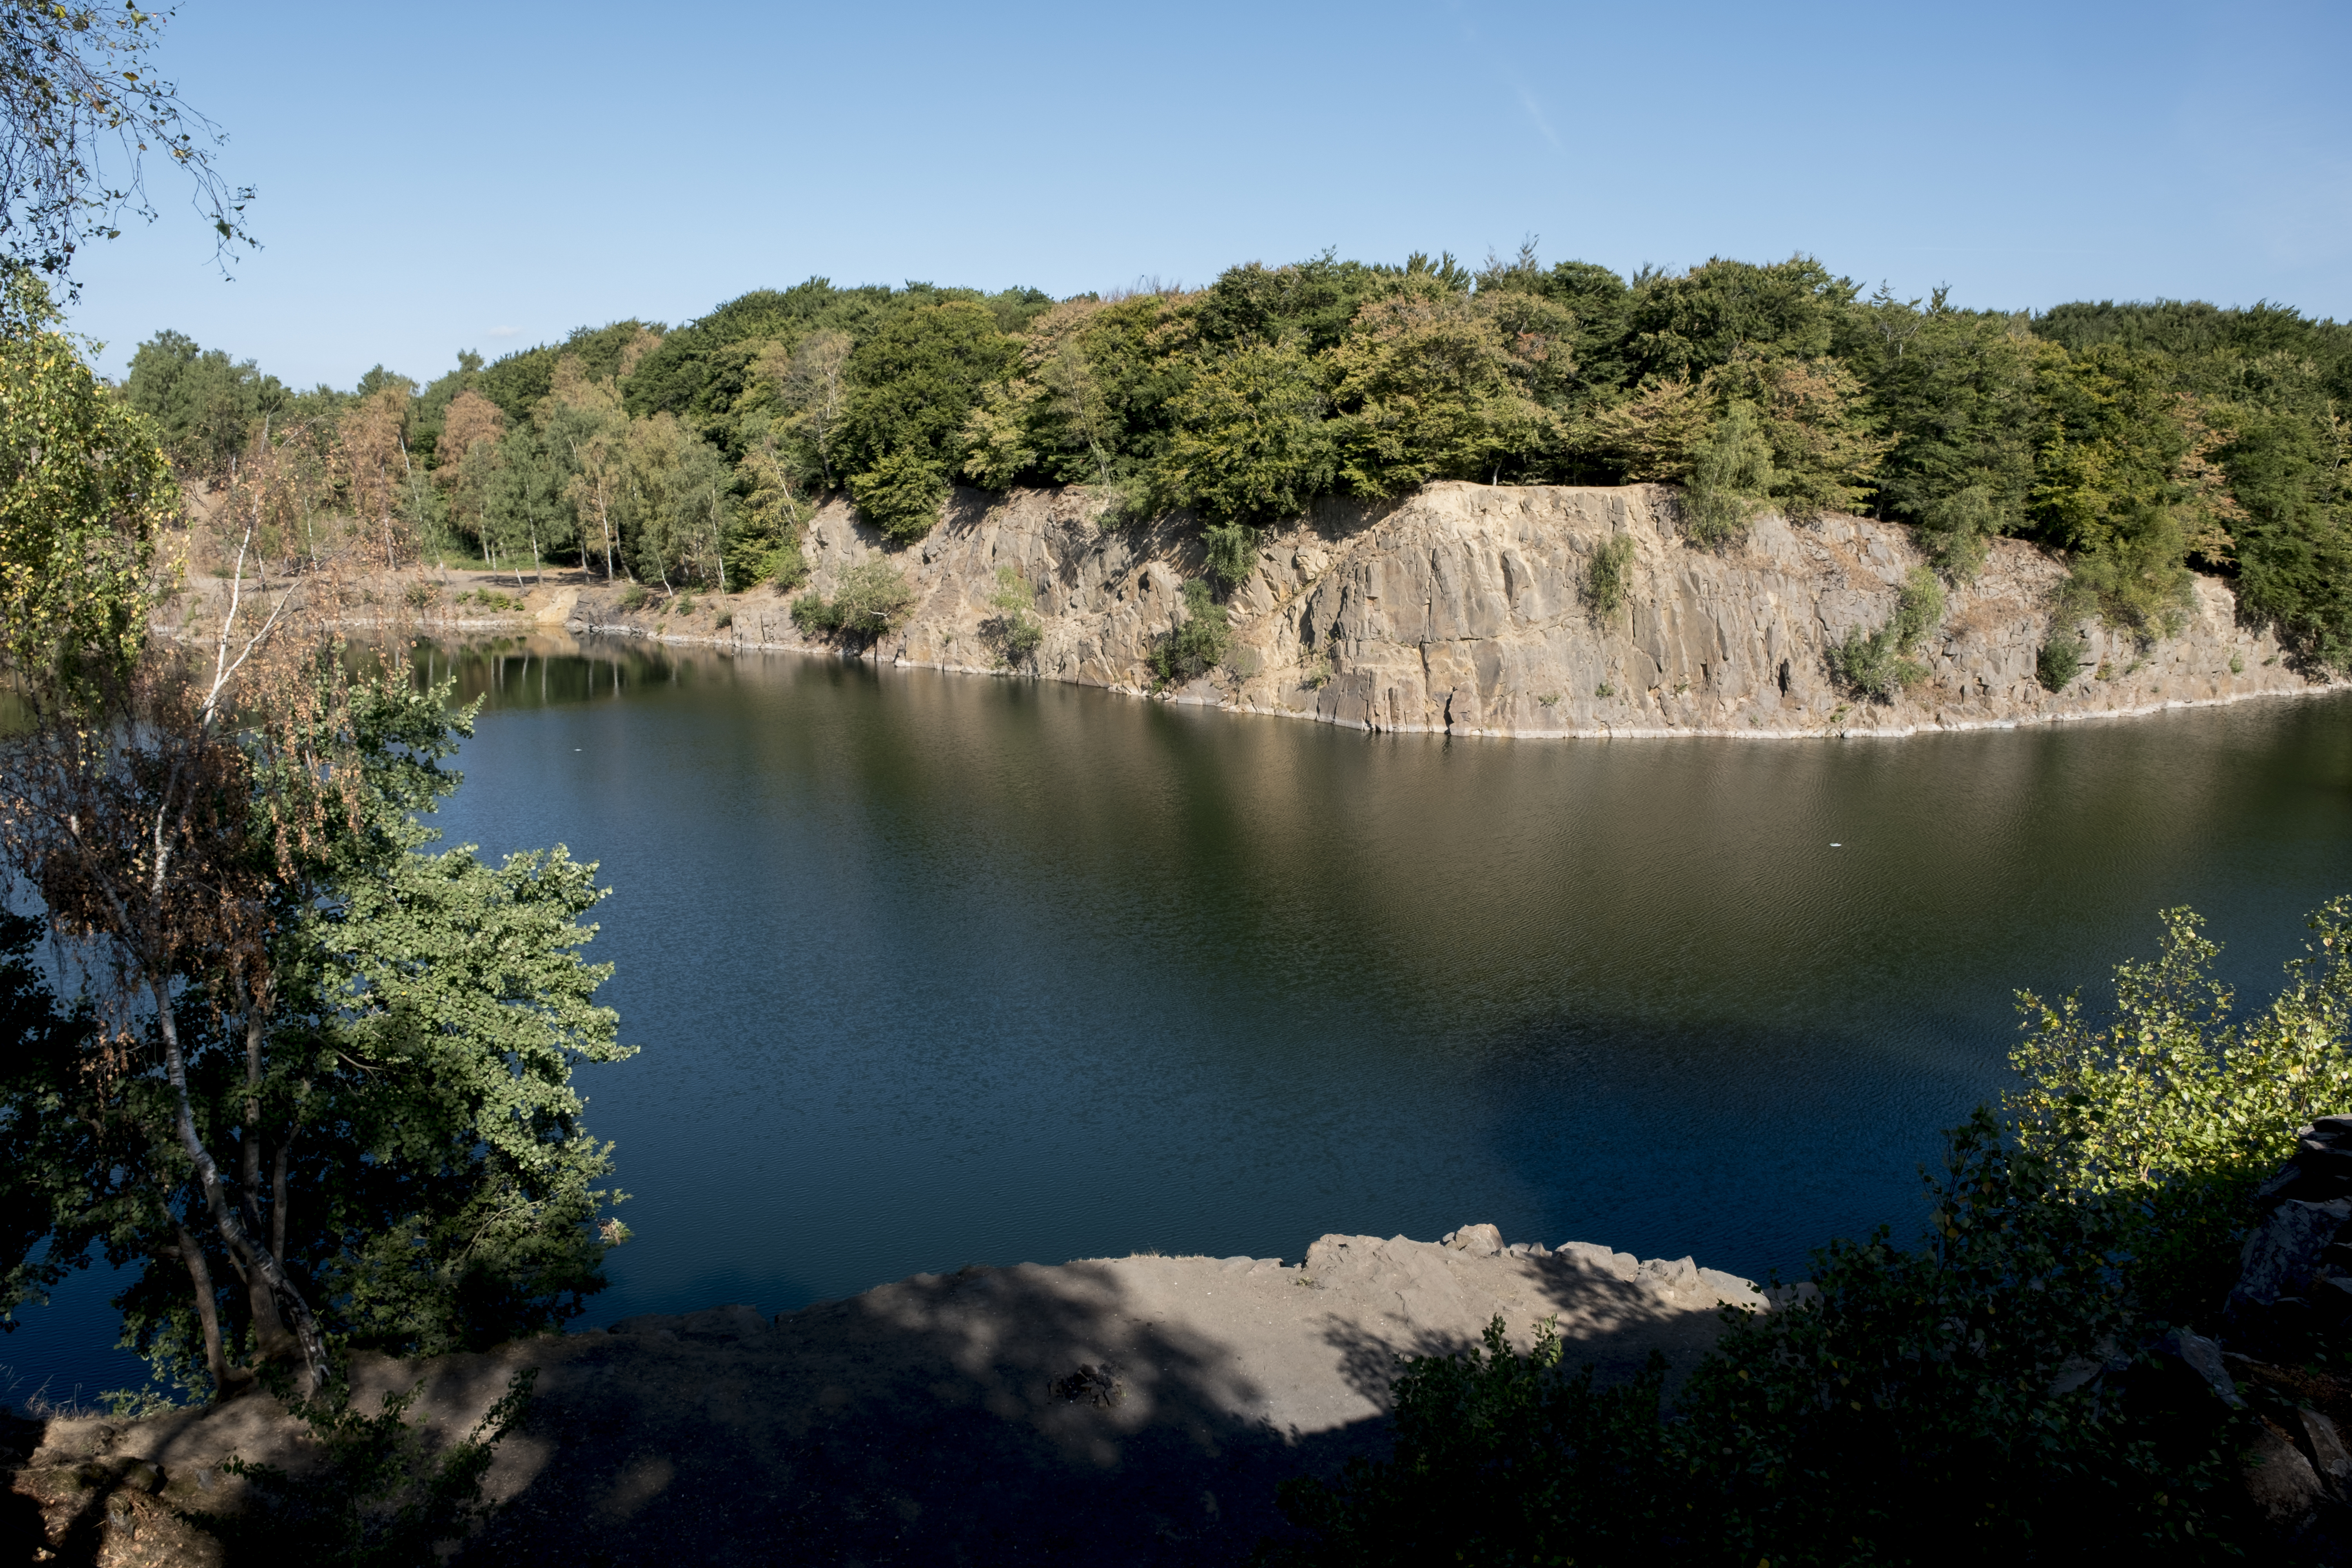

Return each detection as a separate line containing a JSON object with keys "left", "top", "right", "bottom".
{"left": 1555, "top": 1241, "right": 1639, "bottom": 1281}
{"left": 2245, "top": 1417, "right": 2330, "bottom": 1536}
{"left": 1442, "top": 1224, "right": 1503, "bottom": 1257}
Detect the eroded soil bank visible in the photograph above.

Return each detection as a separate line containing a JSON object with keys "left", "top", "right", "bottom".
{"left": 9, "top": 1228, "right": 1764, "bottom": 1565}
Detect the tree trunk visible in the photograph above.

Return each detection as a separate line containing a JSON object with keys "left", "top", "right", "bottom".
{"left": 154, "top": 982, "right": 329, "bottom": 1392}
{"left": 173, "top": 1224, "right": 230, "bottom": 1396}
{"left": 239, "top": 1014, "right": 296, "bottom": 1362}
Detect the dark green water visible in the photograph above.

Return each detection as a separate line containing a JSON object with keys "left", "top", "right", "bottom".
{"left": 12, "top": 636, "right": 2352, "bottom": 1402}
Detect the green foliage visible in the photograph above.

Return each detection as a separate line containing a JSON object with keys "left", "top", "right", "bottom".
{"left": 2029, "top": 345, "right": 2225, "bottom": 635}
{"left": 1274, "top": 1319, "right": 1677, "bottom": 1565}
{"left": 1162, "top": 339, "right": 1335, "bottom": 525}
{"left": 1200, "top": 521, "right": 1259, "bottom": 588}
{"left": 1585, "top": 532, "right": 1636, "bottom": 615}
{"left": 1325, "top": 275, "right": 1555, "bottom": 495}
{"left": 1681, "top": 399, "right": 1776, "bottom": 546}
{"left": 1276, "top": 1109, "right": 2246, "bottom": 1565}
{"left": 0, "top": 272, "right": 176, "bottom": 687}
{"left": 616, "top": 583, "right": 648, "bottom": 612}
{"left": 1848, "top": 294, "right": 2048, "bottom": 577}
{"left": 2010, "top": 899, "right": 2352, "bottom": 1317}
{"left": 984, "top": 565, "right": 1043, "bottom": 667}
{"left": 114, "top": 255, "right": 2352, "bottom": 668}
{"left": 837, "top": 299, "right": 1018, "bottom": 533}
{"left": 849, "top": 448, "right": 950, "bottom": 544}
{"left": 1283, "top": 899, "right": 2352, "bottom": 1562}
{"left": 478, "top": 320, "right": 660, "bottom": 425}
{"left": 1622, "top": 255, "right": 1855, "bottom": 382}
{"left": 195, "top": 1369, "right": 535, "bottom": 1566}
{"left": 121, "top": 327, "right": 289, "bottom": 477}
{"left": 2038, "top": 630, "right": 2085, "bottom": 690}
{"left": 1828, "top": 566, "right": 1945, "bottom": 698}
{"left": 1149, "top": 579, "right": 1230, "bottom": 686}
{"left": 0, "top": 657, "right": 634, "bottom": 1399}
{"left": 793, "top": 558, "right": 916, "bottom": 644}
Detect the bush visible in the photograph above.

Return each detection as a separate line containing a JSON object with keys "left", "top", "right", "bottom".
{"left": 403, "top": 580, "right": 437, "bottom": 610}
{"left": 789, "top": 594, "right": 839, "bottom": 636}
{"left": 1828, "top": 566, "right": 1944, "bottom": 699}
{"left": 1273, "top": 1111, "right": 2246, "bottom": 1564}
{"left": 1273, "top": 901, "right": 2352, "bottom": 1564}
{"left": 1585, "top": 532, "right": 1636, "bottom": 615}
{"left": 984, "top": 565, "right": 1043, "bottom": 667}
{"left": 713, "top": 610, "right": 732, "bottom": 630}
{"left": 1149, "top": 579, "right": 1230, "bottom": 686}
{"left": 849, "top": 449, "right": 951, "bottom": 544}
{"left": 766, "top": 537, "right": 810, "bottom": 592}
{"left": 794, "top": 559, "right": 917, "bottom": 644}
{"left": 1201, "top": 520, "right": 1261, "bottom": 589}
{"left": 617, "top": 583, "right": 649, "bottom": 613}
{"left": 2010, "top": 898, "right": 2352, "bottom": 1319}
{"left": 194, "top": 1370, "right": 535, "bottom": 1566}
{"left": 2038, "top": 630, "right": 2085, "bottom": 690}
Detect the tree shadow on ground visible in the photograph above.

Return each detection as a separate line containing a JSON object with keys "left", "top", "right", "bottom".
{"left": 437, "top": 1252, "right": 1729, "bottom": 1566}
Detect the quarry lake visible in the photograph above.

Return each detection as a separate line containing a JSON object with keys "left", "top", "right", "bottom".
{"left": 13, "top": 637, "right": 2352, "bottom": 1403}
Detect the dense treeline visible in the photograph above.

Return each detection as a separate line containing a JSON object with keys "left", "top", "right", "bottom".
{"left": 126, "top": 249, "right": 2352, "bottom": 668}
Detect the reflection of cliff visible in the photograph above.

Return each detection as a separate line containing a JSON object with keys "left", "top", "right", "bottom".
{"left": 579, "top": 481, "right": 2325, "bottom": 737}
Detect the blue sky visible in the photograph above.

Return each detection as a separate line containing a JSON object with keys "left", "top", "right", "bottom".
{"left": 62, "top": 0, "right": 2352, "bottom": 389}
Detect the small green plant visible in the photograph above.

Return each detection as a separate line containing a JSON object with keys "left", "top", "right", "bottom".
{"left": 1536, "top": 692, "right": 1560, "bottom": 707}
{"left": 713, "top": 610, "right": 733, "bottom": 630}
{"left": 985, "top": 565, "right": 1044, "bottom": 666}
{"left": 617, "top": 583, "right": 649, "bottom": 613}
{"left": 1594, "top": 682, "right": 1615, "bottom": 699}
{"left": 1585, "top": 534, "right": 1636, "bottom": 615}
{"left": 2094, "top": 660, "right": 2114, "bottom": 681}
{"left": 2229, "top": 652, "right": 2245, "bottom": 675}
{"left": 192, "top": 1370, "right": 535, "bottom": 1566}
{"left": 403, "top": 580, "right": 437, "bottom": 610}
{"left": 1827, "top": 567, "right": 1944, "bottom": 699}
{"left": 766, "top": 537, "right": 811, "bottom": 591}
{"left": 1150, "top": 579, "right": 1230, "bottom": 687}
{"left": 2036, "top": 631, "right": 2084, "bottom": 690}
{"left": 1304, "top": 649, "right": 1334, "bottom": 689}
{"left": 675, "top": 594, "right": 696, "bottom": 616}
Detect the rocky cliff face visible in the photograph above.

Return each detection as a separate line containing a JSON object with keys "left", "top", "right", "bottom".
{"left": 604, "top": 481, "right": 2334, "bottom": 738}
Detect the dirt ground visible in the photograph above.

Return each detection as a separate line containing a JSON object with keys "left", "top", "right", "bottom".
{"left": 7, "top": 1229, "right": 1764, "bottom": 1566}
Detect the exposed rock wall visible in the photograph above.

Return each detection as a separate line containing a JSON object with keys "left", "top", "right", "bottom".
{"left": 592, "top": 481, "right": 2336, "bottom": 738}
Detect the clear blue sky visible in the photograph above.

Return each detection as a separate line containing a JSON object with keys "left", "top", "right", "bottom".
{"left": 62, "top": 0, "right": 2352, "bottom": 389}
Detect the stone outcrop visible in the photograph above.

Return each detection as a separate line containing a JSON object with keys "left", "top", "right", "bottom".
{"left": 602, "top": 481, "right": 2336, "bottom": 739}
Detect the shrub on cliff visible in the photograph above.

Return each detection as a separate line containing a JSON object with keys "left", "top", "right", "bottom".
{"left": 1827, "top": 566, "right": 1944, "bottom": 698}
{"left": 1149, "top": 579, "right": 1231, "bottom": 687}
{"left": 1585, "top": 533, "right": 1637, "bottom": 616}
{"left": 792, "top": 559, "right": 917, "bottom": 644}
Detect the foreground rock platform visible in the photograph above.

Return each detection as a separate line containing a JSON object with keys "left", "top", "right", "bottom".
{"left": 13, "top": 1230, "right": 1763, "bottom": 1565}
